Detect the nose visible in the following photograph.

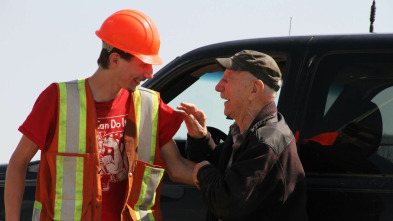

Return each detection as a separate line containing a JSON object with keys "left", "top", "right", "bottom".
{"left": 144, "top": 72, "right": 153, "bottom": 80}
{"left": 215, "top": 78, "right": 223, "bottom": 92}
{"left": 144, "top": 66, "right": 154, "bottom": 80}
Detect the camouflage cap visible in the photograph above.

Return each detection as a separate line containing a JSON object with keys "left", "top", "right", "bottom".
{"left": 216, "top": 50, "right": 282, "bottom": 91}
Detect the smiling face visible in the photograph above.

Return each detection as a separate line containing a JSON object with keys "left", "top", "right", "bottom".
{"left": 116, "top": 56, "right": 153, "bottom": 91}
{"left": 215, "top": 69, "right": 257, "bottom": 120}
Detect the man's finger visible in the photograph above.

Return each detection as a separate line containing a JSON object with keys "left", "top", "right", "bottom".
{"left": 184, "top": 114, "right": 200, "bottom": 128}
{"left": 176, "top": 110, "right": 188, "bottom": 119}
{"left": 178, "top": 102, "right": 198, "bottom": 114}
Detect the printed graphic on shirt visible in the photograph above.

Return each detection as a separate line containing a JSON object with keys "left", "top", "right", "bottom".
{"left": 97, "top": 114, "right": 129, "bottom": 192}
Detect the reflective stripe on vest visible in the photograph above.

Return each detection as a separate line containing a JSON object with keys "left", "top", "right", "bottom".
{"left": 134, "top": 86, "right": 159, "bottom": 165}
{"left": 33, "top": 79, "right": 87, "bottom": 220}
{"left": 133, "top": 87, "right": 163, "bottom": 220}
{"left": 32, "top": 201, "right": 42, "bottom": 220}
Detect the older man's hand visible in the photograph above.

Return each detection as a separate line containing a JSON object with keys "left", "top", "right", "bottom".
{"left": 177, "top": 102, "right": 208, "bottom": 139}
{"left": 193, "top": 160, "right": 210, "bottom": 189}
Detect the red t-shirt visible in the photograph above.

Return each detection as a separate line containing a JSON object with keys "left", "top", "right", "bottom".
{"left": 19, "top": 82, "right": 183, "bottom": 220}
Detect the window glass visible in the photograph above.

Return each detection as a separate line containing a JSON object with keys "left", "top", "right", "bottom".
{"left": 324, "top": 83, "right": 344, "bottom": 116}
{"left": 370, "top": 86, "right": 393, "bottom": 173}
{"left": 298, "top": 53, "right": 393, "bottom": 175}
{"left": 168, "top": 72, "right": 234, "bottom": 140}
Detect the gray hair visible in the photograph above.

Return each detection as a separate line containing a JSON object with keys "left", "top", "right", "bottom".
{"left": 263, "top": 80, "right": 281, "bottom": 99}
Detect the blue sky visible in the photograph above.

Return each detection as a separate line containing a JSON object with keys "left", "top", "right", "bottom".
{"left": 0, "top": 0, "right": 392, "bottom": 163}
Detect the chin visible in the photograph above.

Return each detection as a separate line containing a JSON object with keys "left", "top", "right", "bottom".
{"left": 224, "top": 110, "right": 231, "bottom": 118}
{"left": 224, "top": 109, "right": 235, "bottom": 120}
{"left": 128, "top": 85, "right": 137, "bottom": 92}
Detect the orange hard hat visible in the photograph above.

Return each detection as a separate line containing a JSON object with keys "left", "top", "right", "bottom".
{"left": 96, "top": 9, "right": 162, "bottom": 65}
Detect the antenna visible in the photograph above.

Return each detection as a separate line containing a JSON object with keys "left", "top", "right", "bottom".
{"left": 289, "top": 17, "right": 292, "bottom": 36}
{"left": 369, "top": 0, "right": 376, "bottom": 33}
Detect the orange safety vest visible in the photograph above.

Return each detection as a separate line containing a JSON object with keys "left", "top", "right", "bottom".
{"left": 32, "top": 79, "right": 165, "bottom": 221}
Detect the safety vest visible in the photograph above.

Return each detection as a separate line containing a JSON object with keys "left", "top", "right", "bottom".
{"left": 32, "top": 79, "right": 165, "bottom": 221}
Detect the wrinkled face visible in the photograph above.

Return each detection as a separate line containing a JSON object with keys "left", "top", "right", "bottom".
{"left": 116, "top": 56, "right": 153, "bottom": 91}
{"left": 215, "top": 69, "right": 256, "bottom": 120}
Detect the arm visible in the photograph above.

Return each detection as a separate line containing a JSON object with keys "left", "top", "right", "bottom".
{"left": 196, "top": 143, "right": 279, "bottom": 220}
{"left": 5, "top": 135, "right": 39, "bottom": 221}
{"left": 177, "top": 102, "right": 218, "bottom": 162}
{"left": 186, "top": 133, "right": 218, "bottom": 163}
{"left": 160, "top": 139, "right": 196, "bottom": 185}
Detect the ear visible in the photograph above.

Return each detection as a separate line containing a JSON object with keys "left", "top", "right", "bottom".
{"left": 109, "top": 52, "right": 120, "bottom": 68}
{"left": 249, "top": 80, "right": 264, "bottom": 100}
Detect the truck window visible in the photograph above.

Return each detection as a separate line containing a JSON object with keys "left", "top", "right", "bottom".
{"left": 168, "top": 71, "right": 234, "bottom": 140}
{"left": 298, "top": 52, "right": 393, "bottom": 175}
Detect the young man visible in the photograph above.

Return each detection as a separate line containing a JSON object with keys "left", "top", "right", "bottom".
{"left": 178, "top": 50, "right": 308, "bottom": 221}
{"left": 5, "top": 9, "right": 195, "bottom": 221}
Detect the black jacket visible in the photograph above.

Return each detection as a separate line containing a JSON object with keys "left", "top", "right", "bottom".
{"left": 187, "top": 102, "right": 308, "bottom": 221}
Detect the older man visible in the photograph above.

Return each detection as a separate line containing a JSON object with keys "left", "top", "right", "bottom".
{"left": 178, "top": 50, "right": 308, "bottom": 221}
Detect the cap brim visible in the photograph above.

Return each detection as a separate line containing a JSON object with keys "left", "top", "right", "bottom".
{"left": 135, "top": 54, "right": 163, "bottom": 65}
{"left": 216, "top": 58, "right": 233, "bottom": 70}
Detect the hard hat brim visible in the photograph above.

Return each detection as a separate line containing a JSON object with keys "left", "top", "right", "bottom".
{"left": 135, "top": 54, "right": 163, "bottom": 65}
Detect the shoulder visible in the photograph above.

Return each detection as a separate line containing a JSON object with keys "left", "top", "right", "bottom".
{"left": 137, "top": 86, "right": 160, "bottom": 96}
{"left": 251, "top": 113, "right": 294, "bottom": 156}
{"left": 44, "top": 82, "right": 59, "bottom": 92}
{"left": 35, "top": 83, "right": 59, "bottom": 103}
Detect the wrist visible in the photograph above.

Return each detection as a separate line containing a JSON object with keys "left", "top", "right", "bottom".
{"left": 187, "top": 133, "right": 208, "bottom": 140}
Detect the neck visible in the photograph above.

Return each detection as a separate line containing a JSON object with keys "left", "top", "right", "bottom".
{"left": 88, "top": 68, "right": 121, "bottom": 102}
{"left": 235, "top": 115, "right": 254, "bottom": 133}
{"left": 235, "top": 99, "right": 273, "bottom": 132}
{"left": 235, "top": 105, "right": 261, "bottom": 133}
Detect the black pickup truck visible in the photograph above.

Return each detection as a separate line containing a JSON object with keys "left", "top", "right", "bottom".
{"left": 1, "top": 33, "right": 393, "bottom": 220}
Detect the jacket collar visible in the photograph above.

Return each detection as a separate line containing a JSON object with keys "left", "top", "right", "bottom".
{"left": 230, "top": 102, "right": 277, "bottom": 137}
{"left": 249, "top": 102, "right": 277, "bottom": 133}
